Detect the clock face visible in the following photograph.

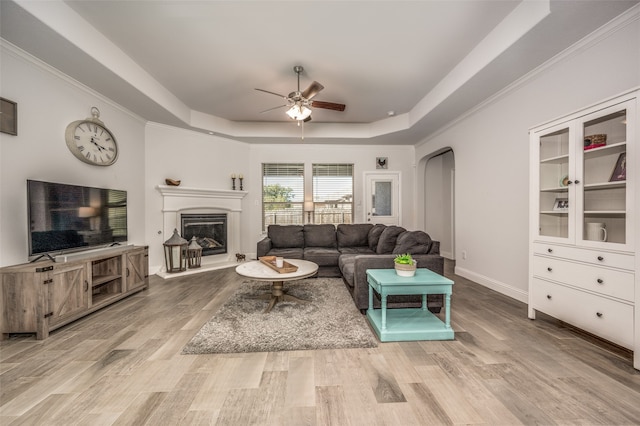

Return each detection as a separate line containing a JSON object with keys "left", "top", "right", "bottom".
{"left": 66, "top": 120, "right": 118, "bottom": 166}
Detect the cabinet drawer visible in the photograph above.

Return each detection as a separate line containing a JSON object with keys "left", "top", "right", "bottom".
{"left": 532, "top": 243, "right": 634, "bottom": 270}
{"left": 531, "top": 278, "right": 633, "bottom": 349}
{"left": 532, "top": 256, "right": 634, "bottom": 302}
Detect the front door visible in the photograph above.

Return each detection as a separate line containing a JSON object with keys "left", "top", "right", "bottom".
{"left": 364, "top": 172, "right": 400, "bottom": 225}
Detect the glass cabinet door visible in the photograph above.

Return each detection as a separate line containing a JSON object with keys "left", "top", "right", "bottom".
{"left": 577, "top": 102, "right": 631, "bottom": 247}
{"left": 537, "top": 124, "right": 573, "bottom": 241}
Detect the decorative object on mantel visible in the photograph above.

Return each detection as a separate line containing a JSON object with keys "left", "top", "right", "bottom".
{"left": 165, "top": 178, "right": 181, "bottom": 186}
{"left": 163, "top": 229, "right": 188, "bottom": 273}
{"left": 0, "top": 97, "right": 17, "bottom": 135}
{"left": 231, "top": 173, "right": 236, "bottom": 190}
{"left": 394, "top": 253, "right": 417, "bottom": 277}
{"left": 187, "top": 236, "right": 202, "bottom": 269}
{"left": 239, "top": 174, "right": 244, "bottom": 190}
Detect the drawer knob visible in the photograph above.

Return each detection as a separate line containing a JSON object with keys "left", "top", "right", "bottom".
{"left": 597, "top": 256, "right": 604, "bottom": 261}
{"left": 596, "top": 312, "right": 603, "bottom": 318}
{"left": 546, "top": 295, "right": 552, "bottom": 300}
{"left": 547, "top": 267, "right": 552, "bottom": 272}
{"left": 597, "top": 278, "right": 603, "bottom": 284}
{"left": 547, "top": 248, "right": 553, "bottom": 253}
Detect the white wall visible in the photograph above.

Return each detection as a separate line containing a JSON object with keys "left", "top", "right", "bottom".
{"left": 416, "top": 16, "right": 640, "bottom": 302}
{"left": 144, "top": 123, "right": 251, "bottom": 272}
{"left": 0, "top": 44, "right": 147, "bottom": 267}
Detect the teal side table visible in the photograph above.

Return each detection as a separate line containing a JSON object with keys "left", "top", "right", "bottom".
{"left": 366, "top": 268, "right": 454, "bottom": 342}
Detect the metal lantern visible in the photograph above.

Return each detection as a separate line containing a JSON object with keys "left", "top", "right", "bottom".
{"left": 163, "top": 228, "right": 188, "bottom": 273}
{"left": 187, "top": 236, "right": 203, "bottom": 269}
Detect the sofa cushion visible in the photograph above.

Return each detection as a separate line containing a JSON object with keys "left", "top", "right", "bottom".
{"left": 376, "top": 226, "right": 406, "bottom": 254}
{"left": 339, "top": 246, "right": 375, "bottom": 255}
{"left": 336, "top": 223, "right": 373, "bottom": 248}
{"left": 263, "top": 247, "right": 303, "bottom": 259}
{"left": 303, "top": 247, "right": 340, "bottom": 266}
{"left": 368, "top": 224, "right": 386, "bottom": 251}
{"left": 392, "top": 231, "right": 432, "bottom": 255}
{"left": 268, "top": 225, "right": 304, "bottom": 248}
{"left": 338, "top": 254, "right": 357, "bottom": 288}
{"left": 303, "top": 224, "right": 337, "bottom": 248}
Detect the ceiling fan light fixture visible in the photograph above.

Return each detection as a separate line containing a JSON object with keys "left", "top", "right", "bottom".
{"left": 286, "top": 103, "right": 312, "bottom": 121}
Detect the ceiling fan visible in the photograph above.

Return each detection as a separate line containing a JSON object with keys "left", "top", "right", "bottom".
{"left": 255, "top": 65, "right": 346, "bottom": 122}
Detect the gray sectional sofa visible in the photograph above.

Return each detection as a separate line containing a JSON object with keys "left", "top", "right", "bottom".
{"left": 256, "top": 223, "right": 444, "bottom": 313}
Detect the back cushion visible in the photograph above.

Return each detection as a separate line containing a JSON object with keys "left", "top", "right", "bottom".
{"left": 337, "top": 223, "right": 373, "bottom": 248}
{"left": 303, "top": 224, "right": 337, "bottom": 248}
{"left": 268, "top": 225, "right": 304, "bottom": 248}
{"left": 376, "top": 226, "right": 406, "bottom": 254}
{"left": 368, "top": 224, "right": 386, "bottom": 250}
{"left": 392, "top": 231, "right": 432, "bottom": 255}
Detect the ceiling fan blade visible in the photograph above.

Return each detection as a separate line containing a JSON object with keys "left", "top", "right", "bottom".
{"left": 303, "top": 115, "right": 312, "bottom": 123}
{"left": 255, "top": 88, "right": 288, "bottom": 99}
{"left": 302, "top": 81, "right": 324, "bottom": 100}
{"left": 310, "top": 100, "right": 346, "bottom": 112}
{"left": 260, "top": 104, "right": 288, "bottom": 114}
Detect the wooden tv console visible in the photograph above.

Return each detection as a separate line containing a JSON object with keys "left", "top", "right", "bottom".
{"left": 0, "top": 245, "right": 148, "bottom": 340}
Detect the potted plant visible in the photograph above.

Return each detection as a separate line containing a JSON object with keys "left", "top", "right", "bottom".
{"left": 394, "top": 253, "right": 417, "bottom": 277}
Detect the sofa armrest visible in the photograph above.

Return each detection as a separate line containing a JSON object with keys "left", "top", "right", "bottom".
{"left": 350, "top": 253, "right": 445, "bottom": 311}
{"left": 256, "top": 237, "right": 272, "bottom": 258}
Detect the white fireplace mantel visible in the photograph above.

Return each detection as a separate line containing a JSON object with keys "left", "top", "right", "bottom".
{"left": 156, "top": 185, "right": 248, "bottom": 278}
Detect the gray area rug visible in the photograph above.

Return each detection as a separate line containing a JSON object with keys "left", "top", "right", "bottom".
{"left": 182, "top": 277, "right": 378, "bottom": 354}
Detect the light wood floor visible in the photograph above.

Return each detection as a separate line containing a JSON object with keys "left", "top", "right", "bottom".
{"left": 1, "top": 260, "right": 639, "bottom": 425}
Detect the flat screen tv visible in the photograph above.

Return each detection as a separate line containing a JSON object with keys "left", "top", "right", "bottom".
{"left": 27, "top": 180, "right": 128, "bottom": 259}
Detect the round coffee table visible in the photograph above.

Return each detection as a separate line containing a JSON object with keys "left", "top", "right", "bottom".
{"left": 235, "top": 259, "right": 319, "bottom": 313}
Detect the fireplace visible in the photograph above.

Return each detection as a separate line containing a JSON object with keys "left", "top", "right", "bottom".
{"left": 181, "top": 213, "right": 227, "bottom": 256}
{"left": 156, "top": 185, "right": 247, "bottom": 278}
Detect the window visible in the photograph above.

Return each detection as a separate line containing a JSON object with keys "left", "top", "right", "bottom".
{"left": 262, "top": 163, "right": 304, "bottom": 229}
{"left": 312, "top": 163, "right": 353, "bottom": 225}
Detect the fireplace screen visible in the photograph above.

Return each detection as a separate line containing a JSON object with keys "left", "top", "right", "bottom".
{"left": 181, "top": 213, "right": 227, "bottom": 256}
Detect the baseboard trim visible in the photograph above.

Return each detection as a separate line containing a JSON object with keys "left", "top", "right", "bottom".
{"left": 454, "top": 266, "right": 528, "bottom": 304}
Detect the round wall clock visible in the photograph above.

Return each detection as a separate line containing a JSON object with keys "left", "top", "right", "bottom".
{"left": 65, "top": 107, "right": 118, "bottom": 166}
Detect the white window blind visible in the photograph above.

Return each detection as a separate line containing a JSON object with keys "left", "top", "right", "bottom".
{"left": 312, "top": 163, "right": 353, "bottom": 225}
{"left": 262, "top": 163, "right": 304, "bottom": 228}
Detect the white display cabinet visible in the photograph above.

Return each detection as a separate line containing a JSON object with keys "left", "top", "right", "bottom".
{"left": 528, "top": 89, "right": 638, "bottom": 370}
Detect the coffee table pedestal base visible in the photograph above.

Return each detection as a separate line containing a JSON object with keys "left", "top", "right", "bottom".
{"left": 366, "top": 308, "right": 454, "bottom": 342}
{"left": 257, "top": 281, "right": 310, "bottom": 313}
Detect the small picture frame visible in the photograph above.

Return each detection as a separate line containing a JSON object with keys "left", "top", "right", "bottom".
{"left": 376, "top": 157, "right": 388, "bottom": 169}
{"left": 0, "top": 97, "right": 17, "bottom": 136}
{"left": 553, "top": 198, "right": 569, "bottom": 211}
{"left": 609, "top": 152, "right": 626, "bottom": 182}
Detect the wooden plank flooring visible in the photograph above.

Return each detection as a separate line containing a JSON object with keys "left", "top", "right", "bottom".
{"left": 1, "top": 261, "right": 639, "bottom": 425}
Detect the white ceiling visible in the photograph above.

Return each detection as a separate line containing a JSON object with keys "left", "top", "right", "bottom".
{"left": 1, "top": 0, "right": 638, "bottom": 144}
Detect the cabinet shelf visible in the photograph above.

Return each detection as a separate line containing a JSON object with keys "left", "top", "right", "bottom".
{"left": 541, "top": 186, "right": 569, "bottom": 193}
{"left": 583, "top": 181, "right": 626, "bottom": 191}
{"left": 583, "top": 141, "right": 626, "bottom": 156}
{"left": 540, "top": 154, "right": 569, "bottom": 164}
{"left": 92, "top": 274, "right": 121, "bottom": 287}
{"left": 584, "top": 210, "right": 626, "bottom": 215}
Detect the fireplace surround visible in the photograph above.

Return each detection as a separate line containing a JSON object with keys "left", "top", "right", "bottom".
{"left": 156, "top": 185, "right": 247, "bottom": 278}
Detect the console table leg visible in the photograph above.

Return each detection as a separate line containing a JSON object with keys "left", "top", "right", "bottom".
{"left": 422, "top": 294, "right": 427, "bottom": 311}
{"left": 381, "top": 294, "right": 387, "bottom": 330}
{"left": 445, "top": 293, "right": 451, "bottom": 329}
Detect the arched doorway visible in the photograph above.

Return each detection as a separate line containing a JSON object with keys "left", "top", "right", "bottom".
{"left": 422, "top": 149, "right": 455, "bottom": 260}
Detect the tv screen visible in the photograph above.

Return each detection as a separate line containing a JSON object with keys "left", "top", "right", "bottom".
{"left": 27, "top": 180, "right": 128, "bottom": 257}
